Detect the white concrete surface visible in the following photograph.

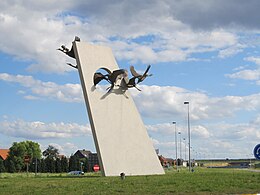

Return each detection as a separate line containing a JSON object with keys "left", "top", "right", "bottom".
{"left": 73, "top": 41, "right": 164, "bottom": 176}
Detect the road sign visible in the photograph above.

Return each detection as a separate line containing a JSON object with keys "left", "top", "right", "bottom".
{"left": 93, "top": 164, "right": 100, "bottom": 172}
{"left": 24, "top": 155, "right": 30, "bottom": 163}
{"left": 253, "top": 144, "right": 260, "bottom": 160}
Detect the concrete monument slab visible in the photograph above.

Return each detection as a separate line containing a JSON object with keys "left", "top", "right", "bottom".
{"left": 73, "top": 41, "right": 164, "bottom": 176}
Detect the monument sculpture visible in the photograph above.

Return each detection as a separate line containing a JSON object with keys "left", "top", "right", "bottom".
{"left": 93, "top": 65, "right": 152, "bottom": 92}
{"left": 58, "top": 37, "right": 164, "bottom": 176}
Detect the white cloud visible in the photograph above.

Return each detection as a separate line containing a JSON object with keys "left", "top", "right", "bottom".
{"left": 132, "top": 85, "right": 260, "bottom": 121}
{"left": 0, "top": 119, "right": 91, "bottom": 139}
{"left": 104, "top": 30, "right": 239, "bottom": 64}
{"left": 245, "top": 56, "right": 260, "bottom": 65}
{"left": 192, "top": 125, "right": 210, "bottom": 139}
{"left": 151, "top": 138, "right": 175, "bottom": 148}
{"left": 226, "top": 56, "right": 260, "bottom": 84}
{"left": 170, "top": 0, "right": 260, "bottom": 30}
{"left": 218, "top": 44, "right": 244, "bottom": 58}
{"left": 227, "top": 69, "right": 260, "bottom": 80}
{"left": 147, "top": 123, "right": 210, "bottom": 140}
{"left": 24, "top": 95, "right": 40, "bottom": 100}
{"left": 0, "top": 0, "right": 252, "bottom": 73}
{"left": 2, "top": 73, "right": 260, "bottom": 122}
{"left": 0, "top": 73, "right": 83, "bottom": 102}
{"left": 251, "top": 115, "right": 260, "bottom": 125}
{"left": 149, "top": 117, "right": 260, "bottom": 159}
{"left": 42, "top": 142, "right": 78, "bottom": 157}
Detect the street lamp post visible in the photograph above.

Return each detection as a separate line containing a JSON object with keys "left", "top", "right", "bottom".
{"left": 184, "top": 101, "right": 191, "bottom": 172}
{"left": 172, "top": 122, "right": 178, "bottom": 171}
{"left": 183, "top": 138, "right": 186, "bottom": 161}
{"left": 178, "top": 132, "right": 182, "bottom": 161}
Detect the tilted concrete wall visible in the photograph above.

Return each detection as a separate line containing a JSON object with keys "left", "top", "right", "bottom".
{"left": 73, "top": 41, "right": 164, "bottom": 176}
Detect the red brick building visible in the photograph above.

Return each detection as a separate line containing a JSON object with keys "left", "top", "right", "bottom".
{"left": 158, "top": 155, "right": 175, "bottom": 167}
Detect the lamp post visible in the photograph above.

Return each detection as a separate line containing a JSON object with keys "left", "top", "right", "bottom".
{"left": 184, "top": 101, "right": 191, "bottom": 172}
{"left": 178, "top": 132, "right": 182, "bottom": 160}
{"left": 172, "top": 122, "right": 178, "bottom": 171}
{"left": 183, "top": 138, "right": 186, "bottom": 161}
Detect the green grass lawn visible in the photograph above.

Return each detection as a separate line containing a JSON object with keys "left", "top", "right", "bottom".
{"left": 0, "top": 168, "right": 259, "bottom": 194}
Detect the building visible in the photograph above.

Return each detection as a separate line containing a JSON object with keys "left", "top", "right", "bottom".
{"left": 73, "top": 149, "right": 92, "bottom": 158}
{"left": 88, "top": 153, "right": 99, "bottom": 171}
{"left": 158, "top": 155, "right": 174, "bottom": 167}
{"left": 0, "top": 149, "right": 9, "bottom": 160}
{"left": 73, "top": 149, "right": 99, "bottom": 171}
{"left": 166, "top": 158, "right": 175, "bottom": 166}
{"left": 57, "top": 154, "right": 66, "bottom": 159}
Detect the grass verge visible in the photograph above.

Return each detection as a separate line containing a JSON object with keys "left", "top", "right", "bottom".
{"left": 0, "top": 168, "right": 259, "bottom": 194}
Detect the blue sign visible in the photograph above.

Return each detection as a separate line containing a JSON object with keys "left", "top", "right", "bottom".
{"left": 253, "top": 144, "right": 260, "bottom": 160}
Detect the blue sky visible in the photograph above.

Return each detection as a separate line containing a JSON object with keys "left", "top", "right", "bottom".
{"left": 0, "top": 0, "right": 260, "bottom": 159}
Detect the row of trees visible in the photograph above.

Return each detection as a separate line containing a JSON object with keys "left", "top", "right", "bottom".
{"left": 0, "top": 141, "right": 88, "bottom": 173}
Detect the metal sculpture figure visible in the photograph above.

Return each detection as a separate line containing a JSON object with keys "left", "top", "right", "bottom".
{"left": 57, "top": 45, "right": 76, "bottom": 58}
{"left": 94, "top": 67, "right": 128, "bottom": 92}
{"left": 58, "top": 37, "right": 152, "bottom": 93}
{"left": 93, "top": 65, "right": 152, "bottom": 92}
{"left": 130, "top": 65, "right": 152, "bottom": 84}
{"left": 66, "top": 63, "right": 78, "bottom": 69}
{"left": 126, "top": 65, "right": 152, "bottom": 91}
{"left": 57, "top": 36, "right": 80, "bottom": 69}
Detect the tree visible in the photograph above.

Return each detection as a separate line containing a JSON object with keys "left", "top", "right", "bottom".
{"left": 55, "top": 158, "right": 62, "bottom": 173}
{"left": 43, "top": 145, "right": 59, "bottom": 160}
{"left": 45, "top": 157, "right": 56, "bottom": 173}
{"left": 0, "top": 158, "right": 5, "bottom": 173}
{"left": 69, "top": 155, "right": 80, "bottom": 171}
{"left": 24, "top": 141, "right": 42, "bottom": 159}
{"left": 39, "top": 159, "right": 46, "bottom": 173}
{"left": 60, "top": 156, "right": 68, "bottom": 173}
{"left": 42, "top": 145, "right": 60, "bottom": 173}
{"left": 5, "top": 159, "right": 15, "bottom": 173}
{"left": 6, "top": 141, "right": 41, "bottom": 172}
{"left": 28, "top": 157, "right": 39, "bottom": 173}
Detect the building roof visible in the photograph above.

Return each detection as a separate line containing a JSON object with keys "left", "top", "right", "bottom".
{"left": 74, "top": 149, "right": 92, "bottom": 158}
{"left": 158, "top": 155, "right": 167, "bottom": 163}
{"left": 166, "top": 158, "right": 175, "bottom": 162}
{"left": 57, "top": 154, "right": 66, "bottom": 159}
{"left": 0, "top": 149, "right": 9, "bottom": 160}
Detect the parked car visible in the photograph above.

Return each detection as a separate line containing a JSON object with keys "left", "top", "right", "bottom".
{"left": 68, "top": 171, "right": 84, "bottom": 175}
